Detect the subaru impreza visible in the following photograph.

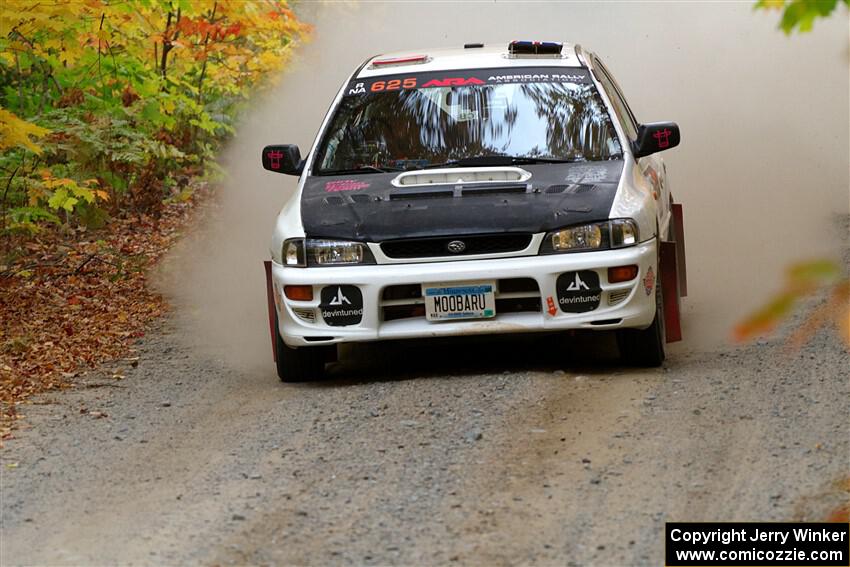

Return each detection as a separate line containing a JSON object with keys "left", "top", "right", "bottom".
{"left": 261, "top": 41, "right": 687, "bottom": 381}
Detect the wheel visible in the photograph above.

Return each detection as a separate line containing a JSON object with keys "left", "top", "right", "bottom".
{"left": 274, "top": 313, "right": 328, "bottom": 382}
{"left": 617, "top": 247, "right": 666, "bottom": 367}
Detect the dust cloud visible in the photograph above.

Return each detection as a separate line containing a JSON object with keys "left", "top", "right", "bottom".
{"left": 157, "top": 2, "right": 849, "bottom": 372}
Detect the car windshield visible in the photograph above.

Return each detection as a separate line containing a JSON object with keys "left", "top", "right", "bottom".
{"left": 314, "top": 76, "right": 622, "bottom": 175}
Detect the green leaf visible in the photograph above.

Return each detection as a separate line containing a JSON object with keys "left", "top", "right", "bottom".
{"left": 61, "top": 196, "right": 79, "bottom": 212}
{"left": 140, "top": 100, "right": 164, "bottom": 124}
{"left": 8, "top": 206, "right": 60, "bottom": 225}
{"left": 766, "top": 0, "right": 845, "bottom": 34}
{"left": 47, "top": 187, "right": 69, "bottom": 210}
{"left": 47, "top": 187, "right": 80, "bottom": 212}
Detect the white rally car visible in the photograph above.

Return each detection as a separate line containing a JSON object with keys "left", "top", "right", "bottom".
{"left": 262, "top": 41, "right": 687, "bottom": 382}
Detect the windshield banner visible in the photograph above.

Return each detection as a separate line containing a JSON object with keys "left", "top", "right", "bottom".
{"left": 344, "top": 67, "right": 591, "bottom": 96}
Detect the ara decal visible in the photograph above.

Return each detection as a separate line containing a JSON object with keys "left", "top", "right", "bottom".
{"left": 421, "top": 77, "right": 485, "bottom": 88}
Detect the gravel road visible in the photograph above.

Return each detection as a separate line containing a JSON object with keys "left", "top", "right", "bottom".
{"left": 2, "top": 321, "right": 847, "bottom": 565}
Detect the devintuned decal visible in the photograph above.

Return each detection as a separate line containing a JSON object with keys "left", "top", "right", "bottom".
{"left": 320, "top": 285, "right": 363, "bottom": 326}
{"left": 556, "top": 271, "right": 601, "bottom": 313}
{"left": 325, "top": 179, "right": 370, "bottom": 192}
{"left": 643, "top": 267, "right": 655, "bottom": 296}
{"left": 546, "top": 296, "right": 558, "bottom": 316}
{"left": 345, "top": 67, "right": 591, "bottom": 97}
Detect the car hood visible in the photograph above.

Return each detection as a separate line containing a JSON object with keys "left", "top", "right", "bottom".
{"left": 300, "top": 161, "right": 624, "bottom": 242}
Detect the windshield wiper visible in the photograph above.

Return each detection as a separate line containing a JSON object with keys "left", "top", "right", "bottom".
{"left": 508, "top": 156, "right": 581, "bottom": 165}
{"left": 408, "top": 155, "right": 580, "bottom": 171}
{"left": 316, "top": 165, "right": 403, "bottom": 176}
{"left": 321, "top": 156, "right": 584, "bottom": 176}
{"left": 408, "top": 156, "right": 513, "bottom": 170}
{"left": 409, "top": 160, "right": 462, "bottom": 170}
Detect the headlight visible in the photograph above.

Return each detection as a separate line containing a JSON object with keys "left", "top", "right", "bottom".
{"left": 282, "top": 239, "right": 306, "bottom": 266}
{"left": 610, "top": 219, "right": 638, "bottom": 247}
{"left": 540, "top": 219, "right": 640, "bottom": 254}
{"left": 281, "top": 238, "right": 376, "bottom": 267}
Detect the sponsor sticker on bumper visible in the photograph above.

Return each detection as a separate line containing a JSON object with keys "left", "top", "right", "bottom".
{"left": 320, "top": 285, "right": 363, "bottom": 326}
{"left": 556, "top": 270, "right": 601, "bottom": 313}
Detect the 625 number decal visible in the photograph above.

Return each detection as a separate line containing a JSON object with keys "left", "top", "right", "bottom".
{"left": 370, "top": 78, "right": 417, "bottom": 92}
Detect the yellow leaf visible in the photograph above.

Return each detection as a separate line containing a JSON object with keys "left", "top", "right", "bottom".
{"left": 0, "top": 107, "right": 49, "bottom": 154}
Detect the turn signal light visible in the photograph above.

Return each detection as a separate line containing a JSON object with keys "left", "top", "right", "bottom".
{"left": 608, "top": 265, "right": 638, "bottom": 283}
{"left": 284, "top": 285, "right": 313, "bottom": 301}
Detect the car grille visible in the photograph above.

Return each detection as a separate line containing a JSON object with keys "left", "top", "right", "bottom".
{"left": 380, "top": 233, "right": 533, "bottom": 259}
{"left": 381, "top": 278, "right": 541, "bottom": 322}
{"left": 292, "top": 307, "right": 317, "bottom": 322}
{"left": 608, "top": 289, "right": 630, "bottom": 306}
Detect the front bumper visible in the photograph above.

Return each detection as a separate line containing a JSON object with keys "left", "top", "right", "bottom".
{"left": 271, "top": 239, "right": 658, "bottom": 347}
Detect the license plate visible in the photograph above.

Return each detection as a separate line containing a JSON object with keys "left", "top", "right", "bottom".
{"left": 422, "top": 281, "right": 496, "bottom": 321}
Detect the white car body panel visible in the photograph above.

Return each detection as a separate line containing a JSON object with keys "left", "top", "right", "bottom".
{"left": 267, "top": 42, "right": 677, "bottom": 347}
{"left": 357, "top": 45, "right": 584, "bottom": 77}
{"left": 272, "top": 239, "right": 657, "bottom": 347}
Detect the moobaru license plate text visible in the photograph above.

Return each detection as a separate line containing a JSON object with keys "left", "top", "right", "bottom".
{"left": 423, "top": 282, "right": 496, "bottom": 321}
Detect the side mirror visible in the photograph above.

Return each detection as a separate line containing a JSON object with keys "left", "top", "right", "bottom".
{"left": 262, "top": 144, "right": 303, "bottom": 175}
{"left": 632, "top": 122, "right": 680, "bottom": 158}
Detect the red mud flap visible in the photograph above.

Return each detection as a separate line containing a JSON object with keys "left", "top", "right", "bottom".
{"left": 660, "top": 242, "right": 682, "bottom": 343}
{"left": 661, "top": 203, "right": 687, "bottom": 343}
{"left": 264, "top": 260, "right": 278, "bottom": 362}
{"left": 672, "top": 203, "right": 688, "bottom": 297}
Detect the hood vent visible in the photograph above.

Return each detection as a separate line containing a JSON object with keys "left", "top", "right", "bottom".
{"left": 389, "top": 187, "right": 454, "bottom": 201}
{"left": 389, "top": 183, "right": 531, "bottom": 201}
{"left": 391, "top": 166, "right": 531, "bottom": 187}
{"left": 325, "top": 194, "right": 375, "bottom": 205}
{"left": 544, "top": 184, "right": 597, "bottom": 194}
{"left": 461, "top": 184, "right": 528, "bottom": 196}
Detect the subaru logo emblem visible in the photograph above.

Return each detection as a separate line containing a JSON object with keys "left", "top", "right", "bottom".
{"left": 447, "top": 240, "right": 466, "bottom": 253}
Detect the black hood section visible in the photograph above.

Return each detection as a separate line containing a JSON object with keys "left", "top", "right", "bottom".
{"left": 300, "top": 161, "right": 624, "bottom": 242}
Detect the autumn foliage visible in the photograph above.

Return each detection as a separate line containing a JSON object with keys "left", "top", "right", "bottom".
{"left": 755, "top": 0, "right": 850, "bottom": 34}
{"left": 0, "top": 191, "right": 202, "bottom": 433}
{"left": 1, "top": 0, "right": 309, "bottom": 233}
{"left": 0, "top": 0, "right": 309, "bottom": 433}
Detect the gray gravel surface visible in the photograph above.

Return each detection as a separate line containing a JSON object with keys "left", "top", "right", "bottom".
{"left": 2, "top": 324, "right": 847, "bottom": 566}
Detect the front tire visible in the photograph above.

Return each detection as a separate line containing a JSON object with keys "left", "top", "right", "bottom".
{"left": 274, "top": 313, "right": 328, "bottom": 382}
{"left": 617, "top": 254, "right": 666, "bottom": 367}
